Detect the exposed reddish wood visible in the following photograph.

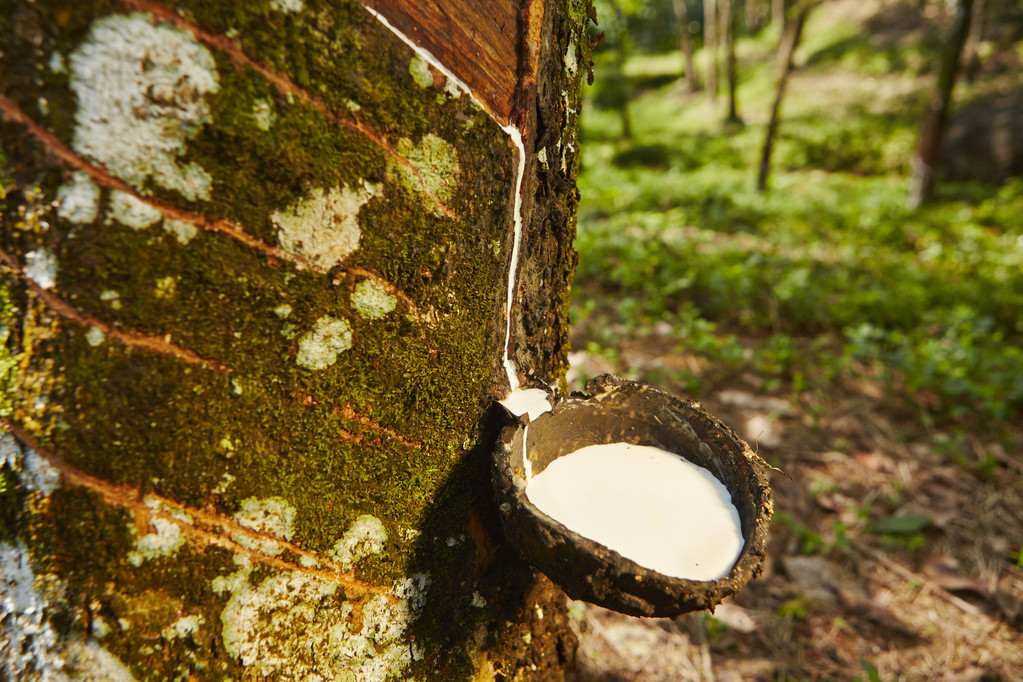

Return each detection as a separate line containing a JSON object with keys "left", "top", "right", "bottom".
{"left": 360, "top": 0, "right": 523, "bottom": 125}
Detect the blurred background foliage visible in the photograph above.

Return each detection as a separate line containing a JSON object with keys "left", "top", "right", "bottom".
{"left": 571, "top": 0, "right": 1023, "bottom": 425}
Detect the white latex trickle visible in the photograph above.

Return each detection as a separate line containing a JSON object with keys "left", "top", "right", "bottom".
{"left": 363, "top": 5, "right": 529, "bottom": 395}
{"left": 526, "top": 443, "right": 744, "bottom": 581}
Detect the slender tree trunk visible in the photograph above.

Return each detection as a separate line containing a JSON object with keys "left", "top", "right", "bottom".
{"left": 772, "top": 0, "right": 787, "bottom": 34}
{"left": 907, "top": 0, "right": 974, "bottom": 209}
{"left": 758, "top": 1, "right": 810, "bottom": 191}
{"left": 611, "top": 2, "right": 634, "bottom": 138}
{"left": 0, "top": 0, "right": 586, "bottom": 679}
{"left": 675, "top": 0, "right": 702, "bottom": 91}
{"left": 961, "top": 0, "right": 986, "bottom": 82}
{"left": 724, "top": 0, "right": 742, "bottom": 123}
{"left": 704, "top": 0, "right": 719, "bottom": 100}
{"left": 746, "top": 0, "right": 765, "bottom": 33}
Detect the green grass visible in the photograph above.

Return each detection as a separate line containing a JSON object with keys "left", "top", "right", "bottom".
{"left": 572, "top": 5, "right": 1023, "bottom": 423}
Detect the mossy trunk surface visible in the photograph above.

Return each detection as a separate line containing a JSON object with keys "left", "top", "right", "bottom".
{"left": 0, "top": 0, "right": 588, "bottom": 679}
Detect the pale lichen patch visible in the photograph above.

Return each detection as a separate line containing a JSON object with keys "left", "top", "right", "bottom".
{"left": 163, "top": 219, "right": 197, "bottom": 245}
{"left": 99, "top": 290, "right": 122, "bottom": 310}
{"left": 48, "top": 52, "right": 66, "bottom": 74}
{"left": 232, "top": 496, "right": 296, "bottom": 556}
{"left": 1, "top": 542, "right": 136, "bottom": 681}
{"left": 109, "top": 191, "right": 161, "bottom": 230}
{"left": 127, "top": 517, "right": 185, "bottom": 566}
{"left": 69, "top": 13, "right": 220, "bottom": 202}
{"left": 0, "top": 433, "right": 60, "bottom": 496}
{"left": 392, "top": 134, "right": 460, "bottom": 208}
{"left": 565, "top": 42, "right": 579, "bottom": 77}
{"left": 55, "top": 171, "right": 100, "bottom": 224}
{"left": 161, "top": 615, "right": 204, "bottom": 641}
{"left": 351, "top": 280, "right": 396, "bottom": 320}
{"left": 1, "top": 541, "right": 68, "bottom": 680}
{"left": 211, "top": 563, "right": 429, "bottom": 682}
{"left": 65, "top": 640, "right": 137, "bottom": 682}
{"left": 24, "top": 249, "right": 57, "bottom": 290}
{"left": 270, "top": 0, "right": 304, "bottom": 12}
{"left": 274, "top": 303, "right": 293, "bottom": 318}
{"left": 330, "top": 514, "right": 388, "bottom": 571}
{"left": 252, "top": 98, "right": 276, "bottom": 131}
{"left": 85, "top": 327, "right": 105, "bottom": 347}
{"left": 409, "top": 55, "right": 433, "bottom": 88}
{"left": 271, "top": 182, "right": 380, "bottom": 272}
{"left": 296, "top": 316, "right": 352, "bottom": 370}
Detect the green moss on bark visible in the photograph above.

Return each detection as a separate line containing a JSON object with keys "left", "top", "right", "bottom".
{"left": 0, "top": 0, "right": 583, "bottom": 678}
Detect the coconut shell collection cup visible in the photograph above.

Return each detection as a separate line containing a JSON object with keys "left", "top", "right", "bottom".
{"left": 493, "top": 374, "right": 773, "bottom": 617}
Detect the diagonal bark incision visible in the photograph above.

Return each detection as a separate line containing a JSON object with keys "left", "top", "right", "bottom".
{"left": 116, "top": 0, "right": 459, "bottom": 221}
{"left": 2, "top": 417, "right": 393, "bottom": 598}
{"left": 0, "top": 96, "right": 423, "bottom": 323}
{"left": 0, "top": 244, "right": 231, "bottom": 374}
{"left": 297, "top": 392, "right": 425, "bottom": 451}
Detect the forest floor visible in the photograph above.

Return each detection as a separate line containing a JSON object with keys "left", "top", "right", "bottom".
{"left": 561, "top": 0, "right": 1023, "bottom": 679}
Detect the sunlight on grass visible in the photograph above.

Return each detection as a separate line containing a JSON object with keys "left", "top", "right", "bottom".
{"left": 572, "top": 14, "right": 1023, "bottom": 422}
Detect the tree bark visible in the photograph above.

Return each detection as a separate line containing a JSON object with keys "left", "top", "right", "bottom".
{"left": 724, "top": 0, "right": 742, "bottom": 123}
{"left": 758, "top": 0, "right": 810, "bottom": 191}
{"left": 746, "top": 0, "right": 765, "bottom": 33}
{"left": 674, "top": 0, "right": 702, "bottom": 92}
{"left": 907, "top": 0, "right": 974, "bottom": 209}
{"left": 0, "top": 0, "right": 586, "bottom": 679}
{"left": 704, "top": 0, "right": 719, "bottom": 100}
{"left": 961, "top": 0, "right": 985, "bottom": 82}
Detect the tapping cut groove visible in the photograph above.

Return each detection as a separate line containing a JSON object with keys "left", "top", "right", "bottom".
{"left": 0, "top": 244, "right": 231, "bottom": 374}
{"left": 0, "top": 96, "right": 422, "bottom": 324}
{"left": 2, "top": 417, "right": 392, "bottom": 598}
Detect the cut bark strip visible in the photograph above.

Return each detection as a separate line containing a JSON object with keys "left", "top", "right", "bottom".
{"left": 2, "top": 418, "right": 392, "bottom": 598}
{"left": 0, "top": 244, "right": 231, "bottom": 374}
{"left": 116, "top": 0, "right": 459, "bottom": 221}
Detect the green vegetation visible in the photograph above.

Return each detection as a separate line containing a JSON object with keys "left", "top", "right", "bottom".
{"left": 572, "top": 6, "right": 1023, "bottom": 424}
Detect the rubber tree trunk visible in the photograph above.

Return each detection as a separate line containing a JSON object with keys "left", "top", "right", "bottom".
{"left": 961, "top": 0, "right": 985, "bottom": 82}
{"left": 674, "top": 0, "right": 702, "bottom": 92}
{"left": 704, "top": 0, "right": 720, "bottom": 100}
{"left": 724, "top": 0, "right": 742, "bottom": 123}
{"left": 0, "top": 0, "right": 587, "bottom": 679}
{"left": 758, "top": 1, "right": 810, "bottom": 191}
{"left": 907, "top": 0, "right": 974, "bottom": 209}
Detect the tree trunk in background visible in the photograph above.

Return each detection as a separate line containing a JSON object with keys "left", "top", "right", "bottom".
{"left": 611, "top": 1, "right": 634, "bottom": 138}
{"left": 758, "top": 1, "right": 810, "bottom": 190}
{"left": 907, "top": 0, "right": 974, "bottom": 209}
{"left": 674, "top": 0, "right": 702, "bottom": 92}
{"left": 724, "top": 0, "right": 742, "bottom": 123}
{"left": 704, "top": 0, "right": 720, "bottom": 100}
{"left": 961, "top": 0, "right": 986, "bottom": 82}
{"left": 772, "top": 0, "right": 787, "bottom": 34}
{"left": 746, "top": 0, "right": 765, "bottom": 33}
{"left": 0, "top": 0, "right": 586, "bottom": 679}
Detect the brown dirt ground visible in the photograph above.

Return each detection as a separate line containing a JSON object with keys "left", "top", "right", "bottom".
{"left": 562, "top": 333, "right": 1023, "bottom": 682}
